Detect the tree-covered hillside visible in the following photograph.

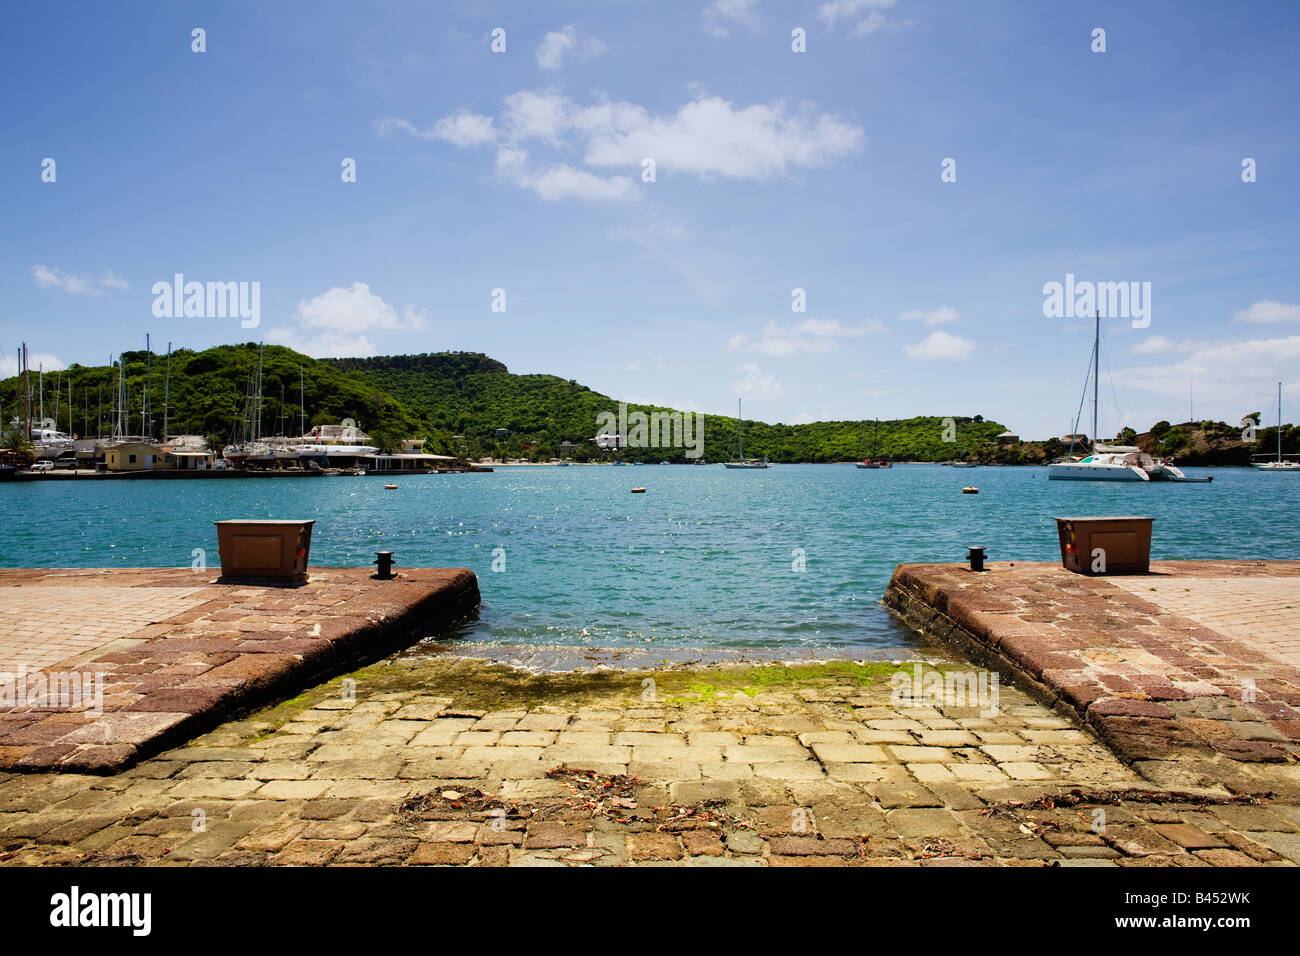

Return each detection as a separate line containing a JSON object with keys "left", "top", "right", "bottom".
{"left": 328, "top": 352, "right": 1011, "bottom": 462}
{"left": 4, "top": 346, "right": 1017, "bottom": 462}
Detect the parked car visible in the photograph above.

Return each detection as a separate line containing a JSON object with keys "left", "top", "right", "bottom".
{"left": 30, "top": 460, "right": 55, "bottom": 472}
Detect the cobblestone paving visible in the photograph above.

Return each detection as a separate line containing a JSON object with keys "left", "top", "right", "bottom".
{"left": 1, "top": 660, "right": 1295, "bottom": 867}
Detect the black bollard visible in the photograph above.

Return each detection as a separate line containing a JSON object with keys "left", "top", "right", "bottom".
{"left": 374, "top": 551, "right": 396, "bottom": 580}
{"left": 967, "top": 546, "right": 986, "bottom": 572}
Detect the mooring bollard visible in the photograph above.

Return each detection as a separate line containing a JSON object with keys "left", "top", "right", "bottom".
{"left": 967, "top": 546, "right": 986, "bottom": 572}
{"left": 374, "top": 551, "right": 396, "bottom": 580}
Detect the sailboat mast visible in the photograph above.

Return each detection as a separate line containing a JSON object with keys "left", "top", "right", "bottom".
{"left": 300, "top": 366, "right": 305, "bottom": 436}
{"left": 145, "top": 333, "right": 152, "bottom": 439}
{"left": 163, "top": 342, "right": 171, "bottom": 440}
{"left": 1279, "top": 382, "right": 1284, "bottom": 464}
{"left": 737, "top": 399, "right": 743, "bottom": 461}
{"left": 21, "top": 345, "right": 29, "bottom": 439}
{"left": 1092, "top": 310, "right": 1100, "bottom": 448}
{"left": 255, "top": 344, "right": 264, "bottom": 441}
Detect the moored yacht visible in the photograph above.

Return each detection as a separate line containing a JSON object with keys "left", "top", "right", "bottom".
{"left": 724, "top": 399, "right": 770, "bottom": 469}
{"left": 291, "top": 421, "right": 379, "bottom": 460}
{"left": 1251, "top": 383, "right": 1299, "bottom": 472}
{"left": 1048, "top": 450, "right": 1149, "bottom": 481}
{"left": 1048, "top": 311, "right": 1173, "bottom": 483}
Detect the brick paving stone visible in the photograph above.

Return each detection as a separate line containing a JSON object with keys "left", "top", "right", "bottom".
{"left": 273, "top": 839, "right": 345, "bottom": 865}
{"left": 1154, "top": 823, "right": 1229, "bottom": 850}
{"left": 409, "top": 842, "right": 475, "bottom": 865}
{"left": 475, "top": 845, "right": 511, "bottom": 866}
{"left": 628, "top": 832, "right": 682, "bottom": 861}
{"left": 768, "top": 835, "right": 860, "bottom": 857}
{"left": 889, "top": 746, "right": 952, "bottom": 763}
{"left": 681, "top": 830, "right": 725, "bottom": 856}
{"left": 524, "top": 823, "right": 587, "bottom": 850}
{"left": 809, "top": 743, "right": 888, "bottom": 763}
{"left": 887, "top": 809, "right": 964, "bottom": 839}
{"left": 868, "top": 783, "right": 942, "bottom": 809}
{"left": 1249, "top": 832, "right": 1300, "bottom": 863}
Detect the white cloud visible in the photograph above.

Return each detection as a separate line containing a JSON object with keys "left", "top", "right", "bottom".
{"left": 733, "top": 363, "right": 784, "bottom": 399}
{"left": 0, "top": 351, "right": 64, "bottom": 376}
{"left": 265, "top": 329, "right": 378, "bottom": 358}
{"left": 501, "top": 90, "right": 576, "bottom": 145}
{"left": 1113, "top": 336, "right": 1300, "bottom": 414}
{"left": 898, "top": 305, "right": 959, "bottom": 326}
{"left": 267, "top": 283, "right": 425, "bottom": 358}
{"left": 853, "top": 11, "right": 888, "bottom": 35}
{"left": 729, "top": 318, "right": 879, "bottom": 356}
{"left": 904, "top": 330, "right": 974, "bottom": 360}
{"left": 293, "top": 282, "right": 426, "bottom": 332}
{"left": 495, "top": 147, "right": 637, "bottom": 202}
{"left": 818, "top": 0, "right": 895, "bottom": 32}
{"left": 702, "top": 0, "right": 761, "bottom": 37}
{"left": 376, "top": 111, "right": 497, "bottom": 146}
{"left": 580, "top": 95, "right": 864, "bottom": 179}
{"left": 1232, "top": 300, "right": 1300, "bottom": 324}
{"left": 1131, "top": 334, "right": 1176, "bottom": 355}
{"left": 31, "top": 264, "right": 128, "bottom": 296}
{"left": 384, "top": 90, "right": 863, "bottom": 200}
{"left": 536, "top": 26, "right": 606, "bottom": 70}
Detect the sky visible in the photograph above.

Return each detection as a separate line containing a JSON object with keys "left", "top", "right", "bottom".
{"left": 2, "top": 0, "right": 1298, "bottom": 439}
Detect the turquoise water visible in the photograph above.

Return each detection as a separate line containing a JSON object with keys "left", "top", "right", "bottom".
{"left": 1, "top": 464, "right": 1295, "bottom": 652}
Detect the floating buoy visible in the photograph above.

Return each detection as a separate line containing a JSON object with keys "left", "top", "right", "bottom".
{"left": 385, "top": 483, "right": 398, "bottom": 490}
{"left": 962, "top": 486, "right": 978, "bottom": 494}
{"left": 631, "top": 487, "right": 646, "bottom": 493}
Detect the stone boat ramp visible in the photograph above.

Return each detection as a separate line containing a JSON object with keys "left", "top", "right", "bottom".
{"left": 885, "top": 559, "right": 1300, "bottom": 797}
{"left": 0, "top": 567, "right": 479, "bottom": 772}
{"left": 0, "top": 560, "right": 1298, "bottom": 867}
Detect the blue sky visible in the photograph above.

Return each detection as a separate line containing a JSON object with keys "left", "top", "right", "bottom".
{"left": 2, "top": 0, "right": 1298, "bottom": 438}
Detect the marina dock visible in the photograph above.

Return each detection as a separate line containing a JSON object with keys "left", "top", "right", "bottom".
{"left": 885, "top": 559, "right": 1300, "bottom": 797}
{"left": 0, "top": 566, "right": 479, "bottom": 772}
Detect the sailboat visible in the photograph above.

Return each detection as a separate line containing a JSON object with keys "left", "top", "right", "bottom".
{"left": 1252, "top": 382, "right": 1299, "bottom": 471}
{"left": 1048, "top": 312, "right": 1149, "bottom": 481}
{"left": 856, "top": 419, "right": 891, "bottom": 468}
{"left": 222, "top": 345, "right": 271, "bottom": 465}
{"left": 724, "top": 399, "right": 769, "bottom": 469}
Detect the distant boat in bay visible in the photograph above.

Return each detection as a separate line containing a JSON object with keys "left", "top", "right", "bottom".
{"left": 855, "top": 419, "right": 891, "bottom": 468}
{"left": 724, "top": 399, "right": 769, "bottom": 469}
{"left": 1252, "top": 382, "right": 1299, "bottom": 471}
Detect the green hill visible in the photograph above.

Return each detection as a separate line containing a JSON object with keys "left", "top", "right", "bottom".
{"left": 4, "top": 345, "right": 1015, "bottom": 461}
{"left": 325, "top": 352, "right": 1011, "bottom": 462}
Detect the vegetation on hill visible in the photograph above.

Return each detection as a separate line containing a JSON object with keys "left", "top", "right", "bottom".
{"left": 3, "top": 346, "right": 1291, "bottom": 464}
{"left": 1135, "top": 417, "right": 1298, "bottom": 466}
{"left": 326, "top": 353, "right": 1010, "bottom": 462}
{"left": 0, "top": 344, "right": 426, "bottom": 454}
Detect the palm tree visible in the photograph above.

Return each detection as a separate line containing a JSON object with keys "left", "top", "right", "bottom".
{"left": 0, "top": 427, "right": 37, "bottom": 465}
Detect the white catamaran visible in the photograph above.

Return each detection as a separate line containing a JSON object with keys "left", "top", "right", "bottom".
{"left": 1048, "top": 312, "right": 1209, "bottom": 483}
